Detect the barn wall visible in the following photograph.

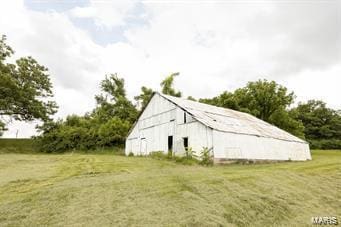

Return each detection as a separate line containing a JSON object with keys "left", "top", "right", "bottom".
{"left": 125, "top": 94, "right": 213, "bottom": 156}
{"left": 126, "top": 94, "right": 176, "bottom": 155}
{"left": 212, "top": 130, "right": 311, "bottom": 161}
{"left": 175, "top": 121, "right": 213, "bottom": 156}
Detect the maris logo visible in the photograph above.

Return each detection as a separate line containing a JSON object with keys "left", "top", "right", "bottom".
{"left": 312, "top": 216, "right": 338, "bottom": 225}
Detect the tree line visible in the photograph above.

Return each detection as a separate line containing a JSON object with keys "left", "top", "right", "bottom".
{"left": 1, "top": 35, "right": 340, "bottom": 152}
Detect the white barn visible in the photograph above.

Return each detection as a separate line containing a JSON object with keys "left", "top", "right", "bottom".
{"left": 125, "top": 92, "right": 311, "bottom": 162}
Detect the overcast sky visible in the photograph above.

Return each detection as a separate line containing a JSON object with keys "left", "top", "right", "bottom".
{"left": 1, "top": 0, "right": 340, "bottom": 138}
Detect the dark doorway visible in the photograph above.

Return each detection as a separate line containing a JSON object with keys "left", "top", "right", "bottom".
{"left": 168, "top": 136, "right": 173, "bottom": 151}
{"left": 183, "top": 137, "right": 188, "bottom": 151}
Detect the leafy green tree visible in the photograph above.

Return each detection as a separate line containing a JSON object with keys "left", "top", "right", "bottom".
{"left": 233, "top": 80, "right": 294, "bottom": 121}
{"left": 96, "top": 73, "right": 126, "bottom": 103}
{"left": 97, "top": 117, "right": 131, "bottom": 146}
{"left": 0, "top": 35, "right": 57, "bottom": 135}
{"left": 134, "top": 86, "right": 153, "bottom": 109}
{"left": 36, "top": 74, "right": 137, "bottom": 152}
{"left": 200, "top": 91, "right": 238, "bottom": 110}
{"left": 94, "top": 73, "right": 138, "bottom": 123}
{"left": 290, "top": 100, "right": 341, "bottom": 148}
{"left": 269, "top": 108, "right": 305, "bottom": 139}
{"left": 160, "top": 72, "right": 182, "bottom": 97}
{"left": 200, "top": 79, "right": 304, "bottom": 138}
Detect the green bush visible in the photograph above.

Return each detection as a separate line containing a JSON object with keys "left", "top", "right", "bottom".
{"left": 309, "top": 139, "right": 341, "bottom": 149}
{"left": 184, "top": 147, "right": 197, "bottom": 159}
{"left": 199, "top": 147, "right": 213, "bottom": 166}
{"left": 35, "top": 116, "right": 131, "bottom": 153}
{"left": 97, "top": 118, "right": 131, "bottom": 147}
{"left": 34, "top": 74, "right": 138, "bottom": 153}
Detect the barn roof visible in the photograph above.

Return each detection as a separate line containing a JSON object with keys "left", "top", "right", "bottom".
{"left": 158, "top": 92, "right": 307, "bottom": 144}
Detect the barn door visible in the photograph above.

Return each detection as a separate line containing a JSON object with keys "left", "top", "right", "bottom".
{"left": 168, "top": 136, "right": 173, "bottom": 152}
{"left": 140, "top": 138, "right": 147, "bottom": 155}
{"left": 167, "top": 118, "right": 175, "bottom": 154}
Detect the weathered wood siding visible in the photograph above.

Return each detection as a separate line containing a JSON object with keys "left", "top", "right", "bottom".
{"left": 125, "top": 93, "right": 213, "bottom": 156}
{"left": 212, "top": 130, "right": 311, "bottom": 161}
{"left": 126, "top": 92, "right": 311, "bottom": 162}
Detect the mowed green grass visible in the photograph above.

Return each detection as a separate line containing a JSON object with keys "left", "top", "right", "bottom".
{"left": 0, "top": 150, "right": 340, "bottom": 226}
{"left": 0, "top": 139, "right": 36, "bottom": 154}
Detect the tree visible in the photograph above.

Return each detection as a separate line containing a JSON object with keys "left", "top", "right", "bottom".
{"left": 290, "top": 100, "right": 341, "bottom": 148}
{"left": 233, "top": 80, "right": 295, "bottom": 122}
{"left": 269, "top": 108, "right": 305, "bottom": 139}
{"left": 160, "top": 72, "right": 182, "bottom": 97}
{"left": 0, "top": 35, "right": 57, "bottom": 135}
{"left": 200, "top": 91, "right": 239, "bottom": 110}
{"left": 200, "top": 79, "right": 304, "bottom": 138}
{"left": 97, "top": 117, "right": 131, "bottom": 146}
{"left": 36, "top": 73, "right": 137, "bottom": 152}
{"left": 136, "top": 73, "right": 182, "bottom": 107}
{"left": 96, "top": 73, "right": 126, "bottom": 103}
{"left": 134, "top": 86, "right": 153, "bottom": 109}
{"left": 94, "top": 73, "right": 138, "bottom": 123}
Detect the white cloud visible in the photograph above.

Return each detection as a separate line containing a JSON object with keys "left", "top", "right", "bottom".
{"left": 283, "top": 65, "right": 341, "bottom": 110}
{"left": 70, "top": 0, "right": 137, "bottom": 29}
{"left": 122, "top": 1, "right": 340, "bottom": 101}
{"left": 0, "top": 0, "right": 340, "bottom": 138}
{"left": 0, "top": 1, "right": 103, "bottom": 137}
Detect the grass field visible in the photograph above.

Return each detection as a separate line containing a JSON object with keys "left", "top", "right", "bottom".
{"left": 0, "top": 144, "right": 340, "bottom": 226}
{"left": 0, "top": 139, "right": 36, "bottom": 154}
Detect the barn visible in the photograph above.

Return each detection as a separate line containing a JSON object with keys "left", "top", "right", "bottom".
{"left": 125, "top": 92, "right": 311, "bottom": 162}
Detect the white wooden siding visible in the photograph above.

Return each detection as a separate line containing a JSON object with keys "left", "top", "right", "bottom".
{"left": 212, "top": 130, "right": 311, "bottom": 161}
{"left": 126, "top": 93, "right": 311, "bottom": 162}
{"left": 126, "top": 94, "right": 213, "bottom": 156}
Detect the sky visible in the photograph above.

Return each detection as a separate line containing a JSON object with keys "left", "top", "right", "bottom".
{"left": 0, "top": 0, "right": 340, "bottom": 138}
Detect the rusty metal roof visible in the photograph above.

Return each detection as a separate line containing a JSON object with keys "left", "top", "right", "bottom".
{"left": 159, "top": 93, "right": 307, "bottom": 144}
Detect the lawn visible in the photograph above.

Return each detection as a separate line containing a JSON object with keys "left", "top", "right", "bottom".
{"left": 0, "top": 149, "right": 340, "bottom": 226}
{"left": 0, "top": 139, "right": 36, "bottom": 154}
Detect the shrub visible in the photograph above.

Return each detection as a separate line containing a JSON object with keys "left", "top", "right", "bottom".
{"left": 97, "top": 117, "right": 131, "bottom": 147}
{"left": 150, "top": 148, "right": 214, "bottom": 166}
{"left": 309, "top": 139, "right": 341, "bottom": 149}
{"left": 199, "top": 147, "right": 213, "bottom": 166}
{"left": 35, "top": 116, "right": 131, "bottom": 153}
{"left": 184, "top": 147, "right": 197, "bottom": 159}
